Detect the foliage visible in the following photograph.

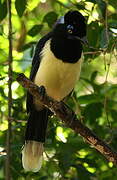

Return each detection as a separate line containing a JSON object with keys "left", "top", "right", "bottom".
{"left": 0, "top": 0, "right": 117, "bottom": 179}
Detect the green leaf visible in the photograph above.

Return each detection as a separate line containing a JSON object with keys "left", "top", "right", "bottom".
{"left": 28, "top": 24, "right": 43, "bottom": 37}
{"left": 75, "top": 164, "right": 94, "bottom": 180}
{"left": 78, "top": 94, "right": 101, "bottom": 104}
{"left": 0, "top": 24, "right": 3, "bottom": 35}
{"left": 21, "top": 41, "right": 36, "bottom": 51}
{"left": 80, "top": 77, "right": 101, "bottom": 93}
{"left": 109, "top": 0, "right": 117, "bottom": 7}
{"left": 108, "top": 13, "right": 117, "bottom": 21}
{"left": 100, "top": 84, "right": 117, "bottom": 95}
{"left": 90, "top": 71, "right": 98, "bottom": 82}
{"left": 15, "top": 0, "right": 27, "bottom": 17}
{"left": 96, "top": 0, "right": 107, "bottom": 19}
{"left": 84, "top": 103, "right": 103, "bottom": 122}
{"left": 0, "top": 76, "right": 5, "bottom": 81}
{"left": 108, "top": 100, "right": 117, "bottom": 109}
{"left": 100, "top": 29, "right": 109, "bottom": 48}
{"left": 75, "top": 3, "right": 86, "bottom": 10}
{"left": 0, "top": 0, "right": 7, "bottom": 21}
{"left": 43, "top": 11, "right": 58, "bottom": 28}
{"left": 111, "top": 110, "right": 117, "bottom": 121}
{"left": 87, "top": 22, "right": 102, "bottom": 47}
{"left": 39, "top": 176, "right": 48, "bottom": 180}
{"left": 0, "top": 87, "right": 7, "bottom": 99}
{"left": 85, "top": 0, "right": 96, "bottom": 3}
{"left": 108, "top": 14, "right": 117, "bottom": 28}
{"left": 109, "top": 22, "right": 117, "bottom": 28}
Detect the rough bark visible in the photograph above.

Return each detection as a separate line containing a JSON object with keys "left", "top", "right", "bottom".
{"left": 17, "top": 73, "right": 117, "bottom": 165}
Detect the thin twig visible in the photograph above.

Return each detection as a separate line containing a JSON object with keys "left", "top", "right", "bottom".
{"left": 83, "top": 51, "right": 102, "bottom": 55}
{"left": 5, "top": 0, "right": 13, "bottom": 179}
{"left": 105, "top": 40, "right": 116, "bottom": 83}
{"left": 9, "top": 117, "right": 27, "bottom": 123}
{"left": 103, "top": 40, "right": 117, "bottom": 142}
{"left": 105, "top": 3, "right": 109, "bottom": 45}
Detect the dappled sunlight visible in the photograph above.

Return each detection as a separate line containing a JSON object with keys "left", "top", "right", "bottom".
{"left": 56, "top": 126, "right": 68, "bottom": 143}
{"left": 108, "top": 162, "right": 113, "bottom": 168}
{"left": 0, "top": 120, "right": 8, "bottom": 131}
{"left": 83, "top": 162, "right": 96, "bottom": 173}
{"left": 77, "top": 149, "right": 89, "bottom": 158}
{"left": 0, "top": 0, "right": 117, "bottom": 179}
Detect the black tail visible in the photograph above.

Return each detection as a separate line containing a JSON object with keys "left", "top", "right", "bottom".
{"left": 22, "top": 108, "right": 49, "bottom": 172}
{"left": 25, "top": 108, "right": 48, "bottom": 142}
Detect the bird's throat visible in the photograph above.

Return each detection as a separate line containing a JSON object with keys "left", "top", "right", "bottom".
{"left": 50, "top": 36, "right": 82, "bottom": 63}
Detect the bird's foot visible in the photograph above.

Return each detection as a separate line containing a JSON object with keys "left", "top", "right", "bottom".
{"left": 38, "top": 86, "right": 46, "bottom": 101}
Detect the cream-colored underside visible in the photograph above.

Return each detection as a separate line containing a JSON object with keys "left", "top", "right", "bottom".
{"left": 34, "top": 40, "right": 82, "bottom": 102}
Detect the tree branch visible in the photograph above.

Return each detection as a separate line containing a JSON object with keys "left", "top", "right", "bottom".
{"left": 17, "top": 73, "right": 117, "bottom": 165}
{"left": 6, "top": 0, "right": 13, "bottom": 179}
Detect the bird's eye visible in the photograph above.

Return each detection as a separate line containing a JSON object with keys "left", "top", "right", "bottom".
{"left": 67, "top": 25, "right": 74, "bottom": 34}
{"left": 68, "top": 29, "right": 73, "bottom": 34}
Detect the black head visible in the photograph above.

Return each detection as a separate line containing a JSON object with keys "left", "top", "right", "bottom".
{"left": 51, "top": 10, "right": 87, "bottom": 63}
{"left": 64, "top": 10, "right": 86, "bottom": 38}
{"left": 53, "top": 10, "right": 87, "bottom": 42}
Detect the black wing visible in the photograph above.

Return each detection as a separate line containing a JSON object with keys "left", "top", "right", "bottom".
{"left": 26, "top": 32, "right": 52, "bottom": 113}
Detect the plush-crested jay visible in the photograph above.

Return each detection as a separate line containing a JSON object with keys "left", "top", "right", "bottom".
{"left": 22, "top": 10, "right": 87, "bottom": 172}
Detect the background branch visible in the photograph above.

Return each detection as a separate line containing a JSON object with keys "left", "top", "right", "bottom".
{"left": 6, "top": 0, "right": 13, "bottom": 179}
{"left": 17, "top": 73, "right": 117, "bottom": 165}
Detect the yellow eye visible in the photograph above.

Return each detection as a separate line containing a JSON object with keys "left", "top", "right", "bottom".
{"left": 68, "top": 29, "right": 72, "bottom": 34}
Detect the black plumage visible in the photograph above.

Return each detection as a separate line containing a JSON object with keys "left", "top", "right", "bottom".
{"left": 26, "top": 33, "right": 53, "bottom": 144}
{"left": 22, "top": 10, "right": 87, "bottom": 172}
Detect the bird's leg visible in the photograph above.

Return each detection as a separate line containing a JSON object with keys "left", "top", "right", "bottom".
{"left": 38, "top": 85, "right": 46, "bottom": 101}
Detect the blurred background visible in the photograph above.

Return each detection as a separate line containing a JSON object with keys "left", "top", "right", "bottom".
{"left": 0, "top": 0, "right": 117, "bottom": 179}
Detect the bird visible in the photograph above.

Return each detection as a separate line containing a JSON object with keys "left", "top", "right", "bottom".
{"left": 22, "top": 10, "right": 87, "bottom": 172}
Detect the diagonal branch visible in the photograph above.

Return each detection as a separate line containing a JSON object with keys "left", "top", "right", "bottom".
{"left": 17, "top": 73, "right": 117, "bottom": 165}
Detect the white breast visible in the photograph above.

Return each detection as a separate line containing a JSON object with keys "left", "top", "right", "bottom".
{"left": 34, "top": 40, "right": 82, "bottom": 101}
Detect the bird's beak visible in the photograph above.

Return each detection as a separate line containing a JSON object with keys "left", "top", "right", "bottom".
{"left": 80, "top": 36, "right": 88, "bottom": 45}
{"left": 68, "top": 35, "right": 88, "bottom": 46}
{"left": 75, "top": 36, "right": 88, "bottom": 45}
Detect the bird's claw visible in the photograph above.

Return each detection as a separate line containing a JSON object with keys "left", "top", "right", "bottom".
{"left": 38, "top": 86, "right": 45, "bottom": 101}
